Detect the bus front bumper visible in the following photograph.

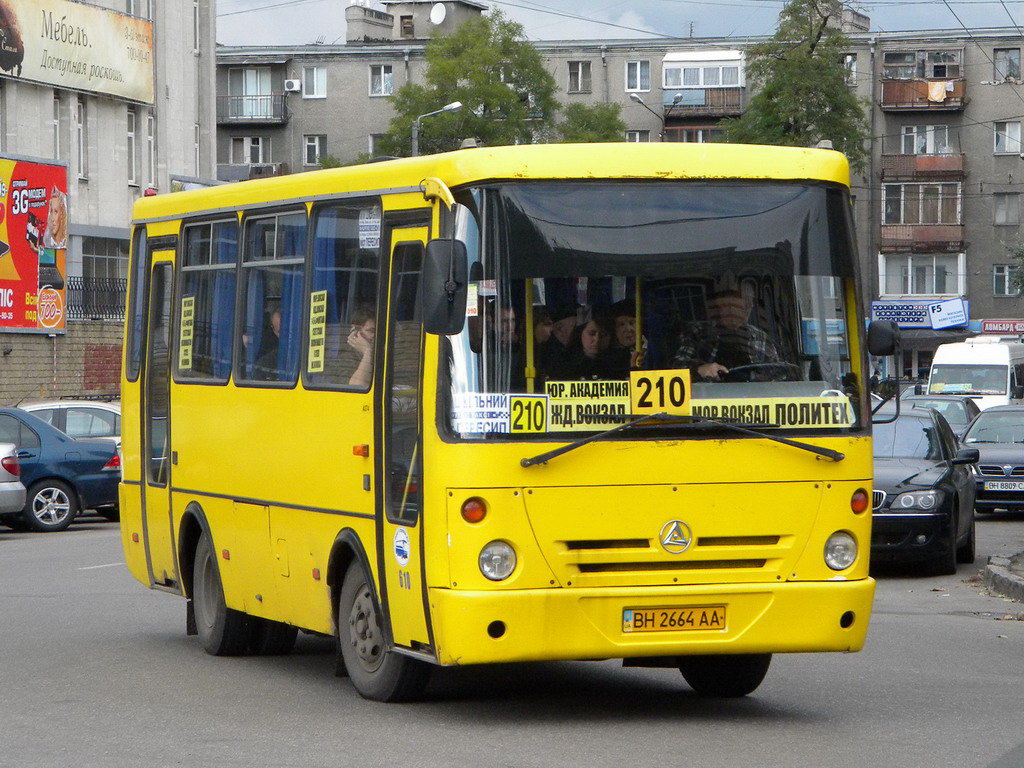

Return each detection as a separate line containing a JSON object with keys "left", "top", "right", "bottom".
{"left": 427, "top": 578, "right": 875, "bottom": 666}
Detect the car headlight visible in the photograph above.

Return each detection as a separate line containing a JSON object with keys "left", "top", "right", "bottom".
{"left": 890, "top": 490, "right": 941, "bottom": 510}
{"left": 479, "top": 540, "right": 516, "bottom": 581}
{"left": 824, "top": 531, "right": 857, "bottom": 571}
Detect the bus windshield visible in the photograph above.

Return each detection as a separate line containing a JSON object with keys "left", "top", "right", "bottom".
{"left": 929, "top": 364, "right": 1007, "bottom": 395}
{"left": 443, "top": 181, "right": 863, "bottom": 439}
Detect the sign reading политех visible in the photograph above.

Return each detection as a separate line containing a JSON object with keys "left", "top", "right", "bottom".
{"left": 0, "top": 0, "right": 154, "bottom": 103}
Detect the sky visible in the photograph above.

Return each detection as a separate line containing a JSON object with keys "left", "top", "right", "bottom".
{"left": 215, "top": 0, "right": 1024, "bottom": 47}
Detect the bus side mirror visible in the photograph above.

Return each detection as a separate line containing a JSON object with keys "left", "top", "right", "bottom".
{"left": 867, "top": 320, "right": 900, "bottom": 357}
{"left": 422, "top": 238, "right": 468, "bottom": 335}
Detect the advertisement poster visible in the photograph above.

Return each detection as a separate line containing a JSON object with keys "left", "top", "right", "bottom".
{"left": 0, "top": 0, "right": 154, "bottom": 104}
{"left": 0, "top": 156, "right": 68, "bottom": 333}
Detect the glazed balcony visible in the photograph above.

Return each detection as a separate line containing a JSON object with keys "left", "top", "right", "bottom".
{"left": 880, "top": 153, "right": 965, "bottom": 181}
{"left": 880, "top": 79, "right": 967, "bottom": 111}
{"left": 663, "top": 87, "right": 745, "bottom": 118}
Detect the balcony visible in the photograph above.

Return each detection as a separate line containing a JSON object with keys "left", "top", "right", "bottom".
{"left": 663, "top": 87, "right": 745, "bottom": 118}
{"left": 67, "top": 277, "right": 127, "bottom": 321}
{"left": 880, "top": 79, "right": 967, "bottom": 111}
{"left": 879, "top": 224, "right": 964, "bottom": 252}
{"left": 880, "top": 153, "right": 965, "bottom": 181}
{"left": 216, "top": 94, "right": 289, "bottom": 125}
{"left": 216, "top": 163, "right": 288, "bottom": 183}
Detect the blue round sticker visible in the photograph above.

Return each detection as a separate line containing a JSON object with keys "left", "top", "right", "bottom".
{"left": 393, "top": 527, "right": 410, "bottom": 567}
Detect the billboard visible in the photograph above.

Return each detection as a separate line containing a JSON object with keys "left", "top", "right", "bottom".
{"left": 0, "top": 156, "right": 68, "bottom": 334}
{"left": 0, "top": 0, "right": 154, "bottom": 104}
{"left": 871, "top": 299, "right": 970, "bottom": 329}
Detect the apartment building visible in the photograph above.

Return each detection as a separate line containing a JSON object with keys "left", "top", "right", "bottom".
{"left": 216, "top": 1, "right": 1024, "bottom": 377}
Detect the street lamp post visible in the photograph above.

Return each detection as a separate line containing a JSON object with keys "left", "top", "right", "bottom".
{"left": 629, "top": 92, "right": 682, "bottom": 141}
{"left": 411, "top": 101, "right": 463, "bottom": 157}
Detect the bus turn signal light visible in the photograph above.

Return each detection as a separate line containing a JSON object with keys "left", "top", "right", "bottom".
{"left": 850, "top": 489, "right": 869, "bottom": 513}
{"left": 461, "top": 497, "right": 487, "bottom": 523}
{"left": 352, "top": 445, "right": 369, "bottom": 457}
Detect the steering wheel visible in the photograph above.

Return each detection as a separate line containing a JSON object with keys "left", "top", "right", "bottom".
{"left": 722, "top": 362, "right": 802, "bottom": 382}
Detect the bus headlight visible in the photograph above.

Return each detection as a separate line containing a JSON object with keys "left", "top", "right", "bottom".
{"left": 824, "top": 531, "right": 857, "bottom": 571}
{"left": 479, "top": 540, "right": 516, "bottom": 581}
{"left": 891, "top": 490, "right": 941, "bottom": 510}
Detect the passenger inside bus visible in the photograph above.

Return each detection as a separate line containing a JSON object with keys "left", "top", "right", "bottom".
{"left": 345, "top": 305, "right": 376, "bottom": 388}
{"left": 254, "top": 305, "right": 282, "bottom": 380}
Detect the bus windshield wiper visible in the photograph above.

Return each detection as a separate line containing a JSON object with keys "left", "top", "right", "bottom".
{"left": 520, "top": 412, "right": 845, "bottom": 468}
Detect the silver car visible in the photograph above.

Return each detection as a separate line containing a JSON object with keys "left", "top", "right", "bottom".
{"left": 0, "top": 442, "right": 27, "bottom": 516}
{"left": 20, "top": 399, "right": 121, "bottom": 447}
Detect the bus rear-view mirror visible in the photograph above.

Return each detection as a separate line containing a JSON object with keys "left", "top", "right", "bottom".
{"left": 867, "top": 320, "right": 900, "bottom": 357}
{"left": 422, "top": 238, "right": 468, "bottom": 336}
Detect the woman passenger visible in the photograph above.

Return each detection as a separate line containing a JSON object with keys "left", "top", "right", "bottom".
{"left": 548, "top": 313, "right": 621, "bottom": 381}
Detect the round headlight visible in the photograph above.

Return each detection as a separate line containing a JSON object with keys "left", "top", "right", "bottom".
{"left": 479, "top": 540, "right": 516, "bottom": 581}
{"left": 824, "top": 531, "right": 857, "bottom": 571}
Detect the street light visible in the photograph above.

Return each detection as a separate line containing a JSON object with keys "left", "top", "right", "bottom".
{"left": 411, "top": 101, "right": 463, "bottom": 157}
{"left": 629, "top": 92, "right": 682, "bottom": 141}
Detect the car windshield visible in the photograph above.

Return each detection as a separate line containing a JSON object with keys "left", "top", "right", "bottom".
{"left": 909, "top": 399, "right": 969, "bottom": 427}
{"left": 873, "top": 416, "right": 942, "bottom": 459}
{"left": 963, "top": 412, "right": 1024, "bottom": 444}
{"left": 929, "top": 364, "right": 1007, "bottom": 396}
{"left": 442, "top": 181, "right": 864, "bottom": 440}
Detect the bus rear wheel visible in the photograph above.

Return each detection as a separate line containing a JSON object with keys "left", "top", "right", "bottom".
{"left": 337, "top": 561, "right": 430, "bottom": 702}
{"left": 678, "top": 654, "right": 772, "bottom": 697}
{"left": 193, "top": 533, "right": 253, "bottom": 656}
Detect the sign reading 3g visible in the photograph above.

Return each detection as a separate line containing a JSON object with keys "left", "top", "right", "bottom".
{"left": 629, "top": 370, "right": 692, "bottom": 415}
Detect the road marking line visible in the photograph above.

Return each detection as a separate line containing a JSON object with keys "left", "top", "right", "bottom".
{"left": 78, "top": 562, "right": 125, "bottom": 570}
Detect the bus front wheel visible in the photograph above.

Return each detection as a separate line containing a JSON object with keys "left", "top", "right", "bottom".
{"left": 677, "top": 654, "right": 772, "bottom": 697}
{"left": 337, "top": 561, "right": 430, "bottom": 702}
{"left": 193, "top": 533, "right": 253, "bottom": 656}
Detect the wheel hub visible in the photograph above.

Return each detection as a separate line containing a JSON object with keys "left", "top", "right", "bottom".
{"left": 348, "top": 585, "right": 383, "bottom": 671}
{"left": 32, "top": 488, "right": 70, "bottom": 525}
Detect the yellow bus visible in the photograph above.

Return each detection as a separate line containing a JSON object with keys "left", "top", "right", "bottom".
{"left": 120, "top": 143, "right": 895, "bottom": 701}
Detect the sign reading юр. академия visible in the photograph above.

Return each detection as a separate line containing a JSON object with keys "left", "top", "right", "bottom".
{"left": 0, "top": 0, "right": 154, "bottom": 104}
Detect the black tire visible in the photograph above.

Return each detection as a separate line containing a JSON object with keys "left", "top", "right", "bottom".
{"left": 192, "top": 533, "right": 253, "bottom": 656}
{"left": 98, "top": 508, "right": 120, "bottom": 523}
{"left": 678, "top": 654, "right": 772, "bottom": 697}
{"left": 1, "top": 514, "right": 27, "bottom": 531}
{"left": 928, "top": 519, "right": 958, "bottom": 576}
{"left": 956, "top": 516, "right": 976, "bottom": 564}
{"left": 337, "top": 561, "right": 430, "bottom": 702}
{"left": 22, "top": 479, "right": 78, "bottom": 532}
{"left": 249, "top": 617, "right": 298, "bottom": 655}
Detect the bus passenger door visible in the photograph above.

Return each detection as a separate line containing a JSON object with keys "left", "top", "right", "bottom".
{"left": 378, "top": 229, "right": 432, "bottom": 652}
{"left": 141, "top": 256, "right": 177, "bottom": 587}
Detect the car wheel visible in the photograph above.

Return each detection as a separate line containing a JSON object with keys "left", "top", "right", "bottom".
{"left": 22, "top": 480, "right": 78, "bottom": 532}
{"left": 678, "top": 654, "right": 772, "bottom": 697}
{"left": 192, "top": 533, "right": 254, "bottom": 656}
{"left": 928, "top": 517, "right": 958, "bottom": 576}
{"left": 956, "top": 515, "right": 976, "bottom": 564}
{"left": 0, "top": 514, "right": 27, "bottom": 531}
{"left": 337, "top": 561, "right": 430, "bottom": 702}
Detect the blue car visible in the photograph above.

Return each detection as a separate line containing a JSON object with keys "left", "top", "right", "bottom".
{"left": 0, "top": 408, "right": 120, "bottom": 532}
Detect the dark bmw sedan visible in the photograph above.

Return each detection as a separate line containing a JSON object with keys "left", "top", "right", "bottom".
{"left": 0, "top": 408, "right": 120, "bottom": 532}
{"left": 961, "top": 405, "right": 1024, "bottom": 513}
{"left": 903, "top": 395, "right": 981, "bottom": 431}
{"left": 872, "top": 409, "right": 978, "bottom": 574}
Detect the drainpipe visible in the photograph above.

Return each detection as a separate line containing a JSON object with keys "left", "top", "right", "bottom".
{"left": 601, "top": 45, "right": 609, "bottom": 104}
{"left": 404, "top": 47, "right": 411, "bottom": 84}
{"left": 868, "top": 35, "right": 879, "bottom": 318}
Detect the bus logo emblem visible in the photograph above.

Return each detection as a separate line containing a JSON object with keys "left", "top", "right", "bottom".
{"left": 393, "top": 527, "right": 411, "bottom": 567}
{"left": 659, "top": 521, "right": 692, "bottom": 554}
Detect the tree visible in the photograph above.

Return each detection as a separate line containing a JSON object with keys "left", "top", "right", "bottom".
{"left": 376, "top": 11, "right": 558, "bottom": 157}
{"left": 720, "top": 0, "right": 870, "bottom": 172}
{"left": 1007, "top": 241, "right": 1024, "bottom": 295}
{"left": 553, "top": 103, "right": 627, "bottom": 143}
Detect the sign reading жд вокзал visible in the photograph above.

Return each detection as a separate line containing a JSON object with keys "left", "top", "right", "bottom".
{"left": 0, "top": 0, "right": 153, "bottom": 104}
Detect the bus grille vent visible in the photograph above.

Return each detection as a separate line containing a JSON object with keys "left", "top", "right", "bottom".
{"left": 696, "top": 536, "right": 780, "bottom": 547}
{"left": 577, "top": 559, "right": 766, "bottom": 573}
{"left": 565, "top": 539, "right": 650, "bottom": 550}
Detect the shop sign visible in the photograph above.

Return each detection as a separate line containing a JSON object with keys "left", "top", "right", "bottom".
{"left": 0, "top": 156, "right": 68, "bottom": 334}
{"left": 871, "top": 299, "right": 969, "bottom": 329}
{"left": 928, "top": 298, "right": 968, "bottom": 330}
{"left": 981, "top": 319, "right": 1024, "bottom": 334}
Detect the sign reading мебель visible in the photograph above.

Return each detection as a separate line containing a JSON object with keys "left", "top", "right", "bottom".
{"left": 0, "top": 156, "right": 68, "bottom": 333}
{"left": 871, "top": 299, "right": 970, "bottom": 329}
{"left": 0, "top": 0, "right": 154, "bottom": 104}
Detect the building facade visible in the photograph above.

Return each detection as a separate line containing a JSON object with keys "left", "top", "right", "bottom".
{"left": 0, "top": 0, "right": 217, "bottom": 400}
{"left": 216, "top": 1, "right": 1024, "bottom": 379}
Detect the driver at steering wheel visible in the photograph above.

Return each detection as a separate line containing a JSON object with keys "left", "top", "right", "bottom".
{"left": 672, "top": 288, "right": 783, "bottom": 381}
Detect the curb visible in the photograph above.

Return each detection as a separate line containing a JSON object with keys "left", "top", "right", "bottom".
{"left": 984, "top": 554, "right": 1024, "bottom": 603}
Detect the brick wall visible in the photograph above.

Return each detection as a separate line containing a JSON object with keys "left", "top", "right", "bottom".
{"left": 0, "top": 321, "right": 123, "bottom": 404}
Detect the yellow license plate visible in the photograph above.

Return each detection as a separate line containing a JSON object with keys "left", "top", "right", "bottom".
{"left": 622, "top": 606, "right": 727, "bottom": 633}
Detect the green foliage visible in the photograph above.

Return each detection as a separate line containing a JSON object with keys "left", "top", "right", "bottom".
{"left": 317, "top": 154, "right": 343, "bottom": 169}
{"left": 375, "top": 11, "right": 558, "bottom": 157}
{"left": 1007, "top": 241, "right": 1024, "bottom": 295}
{"left": 553, "top": 102, "right": 627, "bottom": 143}
{"left": 720, "top": 0, "right": 870, "bottom": 172}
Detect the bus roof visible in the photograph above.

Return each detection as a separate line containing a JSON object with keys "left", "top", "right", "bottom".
{"left": 933, "top": 340, "right": 1024, "bottom": 364}
{"left": 132, "top": 142, "right": 850, "bottom": 224}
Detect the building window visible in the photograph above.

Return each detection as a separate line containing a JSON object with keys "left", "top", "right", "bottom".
{"left": 901, "top": 125, "right": 950, "bottom": 155}
{"left": 881, "top": 253, "right": 961, "bottom": 296}
{"left": 882, "top": 50, "right": 961, "bottom": 79}
{"left": 400, "top": 15, "right": 414, "bottom": 38}
{"left": 304, "top": 135, "right": 326, "bottom": 166}
{"left": 127, "top": 0, "right": 150, "bottom": 19}
{"left": 52, "top": 93, "right": 60, "bottom": 159}
{"left": 368, "top": 133, "right": 384, "bottom": 155}
{"left": 76, "top": 96, "right": 87, "bottom": 180}
{"left": 228, "top": 67, "right": 273, "bottom": 118}
{"left": 994, "top": 264, "right": 1021, "bottom": 296}
{"left": 82, "top": 237, "right": 129, "bottom": 280}
{"left": 664, "top": 63, "right": 741, "bottom": 89}
{"left": 193, "top": 0, "right": 200, "bottom": 52}
{"left": 882, "top": 183, "right": 960, "bottom": 224}
{"left": 625, "top": 130, "right": 650, "bottom": 142}
{"left": 995, "top": 48, "right": 1021, "bottom": 80}
{"left": 995, "top": 121, "right": 1022, "bottom": 153}
{"left": 126, "top": 107, "right": 137, "bottom": 185}
{"left": 995, "top": 192, "right": 1020, "bottom": 225}
{"left": 369, "top": 64, "right": 393, "bottom": 96}
{"left": 843, "top": 53, "right": 857, "bottom": 85}
{"left": 568, "top": 61, "right": 592, "bottom": 93}
{"left": 146, "top": 110, "right": 156, "bottom": 186}
{"left": 302, "top": 66, "right": 326, "bottom": 98}
{"left": 194, "top": 123, "right": 201, "bottom": 176}
{"left": 230, "top": 136, "right": 268, "bottom": 164}
{"left": 663, "top": 127, "right": 724, "bottom": 143}
{"left": 626, "top": 60, "right": 650, "bottom": 92}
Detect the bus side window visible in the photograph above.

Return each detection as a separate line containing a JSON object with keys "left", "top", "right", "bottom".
{"left": 238, "top": 211, "right": 307, "bottom": 384}
{"left": 306, "top": 201, "right": 381, "bottom": 390}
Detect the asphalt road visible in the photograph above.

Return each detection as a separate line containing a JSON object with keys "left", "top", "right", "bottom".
{"left": 2, "top": 514, "right": 1024, "bottom": 768}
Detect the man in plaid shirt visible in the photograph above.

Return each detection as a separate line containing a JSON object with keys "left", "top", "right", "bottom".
{"left": 672, "top": 289, "right": 782, "bottom": 381}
